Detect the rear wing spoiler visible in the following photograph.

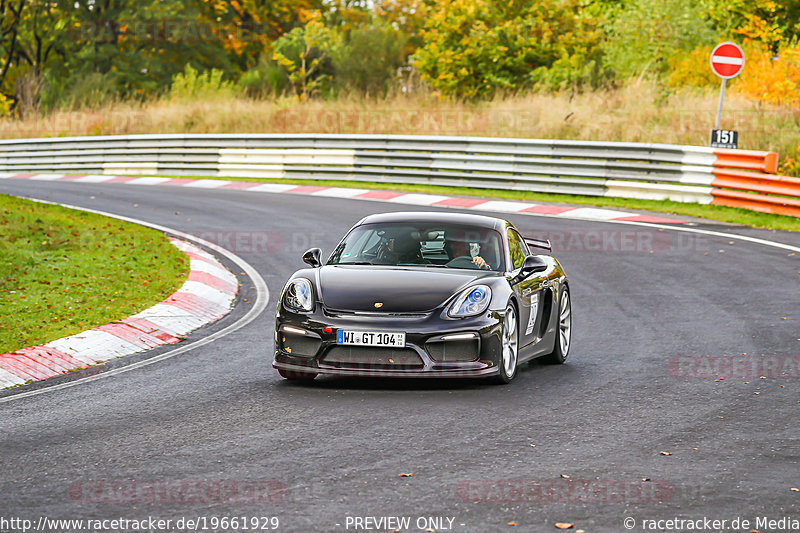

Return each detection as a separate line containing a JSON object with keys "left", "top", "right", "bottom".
{"left": 524, "top": 237, "right": 552, "bottom": 252}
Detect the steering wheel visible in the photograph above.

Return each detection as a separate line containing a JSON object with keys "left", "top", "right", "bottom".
{"left": 445, "top": 256, "right": 480, "bottom": 269}
{"left": 375, "top": 241, "right": 397, "bottom": 262}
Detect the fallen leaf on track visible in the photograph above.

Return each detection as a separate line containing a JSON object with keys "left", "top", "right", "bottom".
{"left": 560, "top": 474, "right": 570, "bottom": 479}
{"left": 660, "top": 451, "right": 672, "bottom": 456}
{"left": 554, "top": 523, "right": 574, "bottom": 530}
{"left": 400, "top": 472, "right": 413, "bottom": 477}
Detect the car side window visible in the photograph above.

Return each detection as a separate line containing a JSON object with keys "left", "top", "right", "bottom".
{"left": 507, "top": 229, "right": 528, "bottom": 270}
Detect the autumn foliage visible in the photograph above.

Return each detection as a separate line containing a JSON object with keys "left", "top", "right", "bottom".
{"left": 734, "top": 42, "right": 800, "bottom": 108}
{"left": 0, "top": 0, "right": 797, "bottom": 111}
{"left": 411, "top": 0, "right": 604, "bottom": 99}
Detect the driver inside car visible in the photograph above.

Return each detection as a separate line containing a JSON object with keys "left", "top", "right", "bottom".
{"left": 444, "top": 238, "right": 490, "bottom": 269}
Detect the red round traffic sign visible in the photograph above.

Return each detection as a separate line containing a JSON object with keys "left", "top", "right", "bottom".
{"left": 710, "top": 42, "right": 745, "bottom": 79}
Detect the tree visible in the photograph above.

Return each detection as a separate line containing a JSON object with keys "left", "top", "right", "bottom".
{"left": 708, "top": 0, "right": 800, "bottom": 52}
{"left": 411, "top": 0, "right": 604, "bottom": 99}
{"left": 322, "top": 0, "right": 372, "bottom": 29}
{"left": 198, "top": 0, "right": 321, "bottom": 71}
{"left": 330, "top": 22, "right": 406, "bottom": 94}
{"left": 15, "top": 1, "right": 71, "bottom": 77}
{"left": 272, "top": 17, "right": 334, "bottom": 100}
{"left": 0, "top": 0, "right": 25, "bottom": 109}
{"left": 602, "top": 0, "right": 718, "bottom": 79}
{"left": 374, "top": 0, "right": 429, "bottom": 55}
{"left": 55, "top": 0, "right": 237, "bottom": 98}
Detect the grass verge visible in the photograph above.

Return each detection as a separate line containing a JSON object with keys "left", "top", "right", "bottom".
{"left": 176, "top": 175, "right": 800, "bottom": 232}
{"left": 0, "top": 194, "right": 188, "bottom": 354}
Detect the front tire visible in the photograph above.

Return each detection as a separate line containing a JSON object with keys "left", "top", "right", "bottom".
{"left": 541, "top": 286, "right": 571, "bottom": 364}
{"left": 494, "top": 303, "right": 519, "bottom": 384}
{"left": 278, "top": 368, "right": 318, "bottom": 381}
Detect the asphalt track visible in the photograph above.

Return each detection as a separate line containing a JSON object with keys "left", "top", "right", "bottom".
{"left": 1, "top": 180, "right": 799, "bottom": 533}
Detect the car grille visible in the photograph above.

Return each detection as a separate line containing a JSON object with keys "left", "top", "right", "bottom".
{"left": 322, "top": 346, "right": 424, "bottom": 369}
{"left": 425, "top": 338, "right": 480, "bottom": 363}
{"left": 279, "top": 332, "right": 321, "bottom": 357}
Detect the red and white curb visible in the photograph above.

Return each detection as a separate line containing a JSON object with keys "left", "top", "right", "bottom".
{"left": 0, "top": 238, "right": 238, "bottom": 389}
{"left": 1, "top": 173, "right": 685, "bottom": 224}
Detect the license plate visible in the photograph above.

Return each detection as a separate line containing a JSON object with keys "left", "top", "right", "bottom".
{"left": 336, "top": 330, "right": 406, "bottom": 347}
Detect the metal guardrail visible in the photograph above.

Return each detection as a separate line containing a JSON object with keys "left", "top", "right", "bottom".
{"left": 0, "top": 133, "right": 794, "bottom": 216}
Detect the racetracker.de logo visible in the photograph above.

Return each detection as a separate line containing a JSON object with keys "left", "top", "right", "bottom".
{"left": 456, "top": 479, "right": 674, "bottom": 503}
{"left": 518, "top": 229, "right": 707, "bottom": 254}
{"left": 69, "top": 480, "right": 286, "bottom": 505}
{"left": 667, "top": 356, "right": 800, "bottom": 379}
{"left": 188, "top": 230, "right": 325, "bottom": 254}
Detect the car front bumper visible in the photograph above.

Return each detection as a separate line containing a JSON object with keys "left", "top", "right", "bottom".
{"left": 273, "top": 305, "right": 505, "bottom": 378}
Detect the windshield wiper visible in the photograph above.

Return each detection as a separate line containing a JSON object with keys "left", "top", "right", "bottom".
{"left": 337, "top": 261, "right": 374, "bottom": 265}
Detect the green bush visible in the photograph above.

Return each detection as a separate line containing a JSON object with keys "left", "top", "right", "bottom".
{"left": 39, "top": 71, "right": 121, "bottom": 111}
{"left": 411, "top": 0, "right": 606, "bottom": 99}
{"left": 238, "top": 60, "right": 290, "bottom": 98}
{"left": 331, "top": 23, "right": 407, "bottom": 95}
{"left": 602, "top": 0, "right": 719, "bottom": 79}
{"left": 169, "top": 65, "right": 235, "bottom": 100}
{"left": 272, "top": 19, "right": 335, "bottom": 100}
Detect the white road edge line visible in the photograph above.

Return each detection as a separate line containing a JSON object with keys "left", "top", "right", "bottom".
{"left": 516, "top": 214, "right": 800, "bottom": 253}
{"left": 0, "top": 198, "right": 270, "bottom": 405}
{"left": 308, "top": 188, "right": 800, "bottom": 253}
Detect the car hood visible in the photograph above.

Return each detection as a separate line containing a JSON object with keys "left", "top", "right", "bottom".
{"left": 318, "top": 265, "right": 495, "bottom": 313}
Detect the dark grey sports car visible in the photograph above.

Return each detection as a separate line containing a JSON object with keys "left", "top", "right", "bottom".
{"left": 273, "top": 211, "right": 571, "bottom": 384}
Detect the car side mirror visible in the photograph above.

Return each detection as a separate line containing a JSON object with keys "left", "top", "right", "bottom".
{"left": 302, "top": 248, "right": 322, "bottom": 268}
{"left": 511, "top": 255, "right": 547, "bottom": 285}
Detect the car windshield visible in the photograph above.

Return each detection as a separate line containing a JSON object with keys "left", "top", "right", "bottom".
{"left": 328, "top": 222, "right": 505, "bottom": 271}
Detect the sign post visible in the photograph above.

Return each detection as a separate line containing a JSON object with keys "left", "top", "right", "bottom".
{"left": 709, "top": 42, "right": 745, "bottom": 149}
{"left": 715, "top": 78, "right": 726, "bottom": 130}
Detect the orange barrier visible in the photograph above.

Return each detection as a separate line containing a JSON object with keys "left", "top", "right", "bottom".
{"left": 711, "top": 169, "right": 800, "bottom": 217}
{"left": 711, "top": 189, "right": 800, "bottom": 218}
{"left": 713, "top": 149, "right": 779, "bottom": 174}
{"left": 712, "top": 169, "right": 800, "bottom": 197}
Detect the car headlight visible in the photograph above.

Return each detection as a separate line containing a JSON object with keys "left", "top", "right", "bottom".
{"left": 448, "top": 285, "right": 491, "bottom": 317}
{"left": 283, "top": 278, "right": 314, "bottom": 311}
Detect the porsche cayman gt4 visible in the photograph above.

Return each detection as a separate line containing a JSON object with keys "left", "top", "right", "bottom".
{"left": 273, "top": 211, "right": 571, "bottom": 384}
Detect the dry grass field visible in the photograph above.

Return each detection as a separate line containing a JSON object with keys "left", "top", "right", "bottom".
{"left": 2, "top": 80, "right": 797, "bottom": 174}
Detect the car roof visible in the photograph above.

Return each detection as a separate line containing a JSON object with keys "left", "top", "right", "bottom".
{"left": 359, "top": 211, "right": 509, "bottom": 231}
